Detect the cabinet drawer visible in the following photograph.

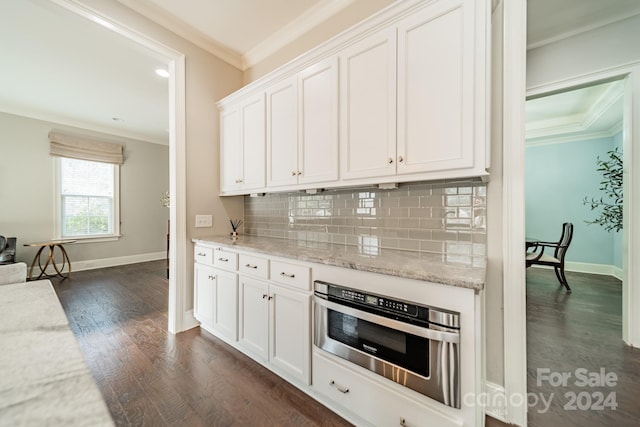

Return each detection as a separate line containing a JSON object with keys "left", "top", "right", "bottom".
{"left": 213, "top": 249, "right": 238, "bottom": 271}
{"left": 194, "top": 246, "right": 213, "bottom": 265}
{"left": 270, "top": 260, "right": 310, "bottom": 291}
{"left": 313, "top": 352, "right": 463, "bottom": 427}
{"left": 238, "top": 253, "right": 269, "bottom": 279}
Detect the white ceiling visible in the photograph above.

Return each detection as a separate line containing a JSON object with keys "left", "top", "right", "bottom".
{"left": 526, "top": 81, "right": 624, "bottom": 146}
{"left": 1, "top": 0, "right": 638, "bottom": 146}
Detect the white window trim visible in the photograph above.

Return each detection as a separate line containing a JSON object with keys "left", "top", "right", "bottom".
{"left": 53, "top": 157, "right": 121, "bottom": 242}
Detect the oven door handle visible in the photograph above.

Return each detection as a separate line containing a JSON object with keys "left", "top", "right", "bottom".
{"left": 314, "top": 296, "right": 459, "bottom": 344}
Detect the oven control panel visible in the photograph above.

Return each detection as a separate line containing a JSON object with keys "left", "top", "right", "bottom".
{"left": 335, "top": 287, "right": 419, "bottom": 317}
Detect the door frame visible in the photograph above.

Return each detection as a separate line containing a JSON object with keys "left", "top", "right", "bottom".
{"left": 526, "top": 65, "right": 639, "bottom": 346}
{"left": 504, "top": 51, "right": 640, "bottom": 427}
{"left": 52, "top": 0, "right": 188, "bottom": 333}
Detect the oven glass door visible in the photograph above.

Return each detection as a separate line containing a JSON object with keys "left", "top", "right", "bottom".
{"left": 327, "top": 307, "right": 430, "bottom": 377}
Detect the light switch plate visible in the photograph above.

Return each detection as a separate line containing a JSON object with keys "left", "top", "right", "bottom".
{"left": 195, "top": 214, "right": 213, "bottom": 228}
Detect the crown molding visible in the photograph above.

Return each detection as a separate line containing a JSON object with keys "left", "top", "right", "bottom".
{"left": 526, "top": 119, "right": 623, "bottom": 147}
{"left": 241, "top": 0, "right": 357, "bottom": 70}
{"left": 115, "top": 0, "right": 243, "bottom": 69}
{"left": 526, "top": 81, "right": 624, "bottom": 141}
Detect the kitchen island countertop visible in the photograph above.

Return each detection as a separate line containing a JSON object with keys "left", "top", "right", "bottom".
{"left": 0, "top": 280, "right": 114, "bottom": 426}
{"left": 193, "top": 235, "right": 485, "bottom": 290}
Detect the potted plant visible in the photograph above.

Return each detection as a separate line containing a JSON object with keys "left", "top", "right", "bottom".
{"left": 583, "top": 147, "right": 623, "bottom": 232}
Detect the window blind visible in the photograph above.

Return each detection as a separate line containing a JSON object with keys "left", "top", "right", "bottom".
{"left": 49, "top": 131, "right": 124, "bottom": 165}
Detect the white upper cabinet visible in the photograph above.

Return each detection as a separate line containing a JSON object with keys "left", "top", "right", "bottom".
{"left": 220, "top": 106, "right": 241, "bottom": 193}
{"left": 397, "top": 0, "right": 486, "bottom": 177}
{"left": 266, "top": 58, "right": 339, "bottom": 190}
{"left": 266, "top": 77, "right": 298, "bottom": 188}
{"left": 298, "top": 57, "right": 339, "bottom": 186}
{"left": 339, "top": 27, "right": 397, "bottom": 181}
{"left": 218, "top": 0, "right": 489, "bottom": 195}
{"left": 220, "top": 93, "right": 265, "bottom": 194}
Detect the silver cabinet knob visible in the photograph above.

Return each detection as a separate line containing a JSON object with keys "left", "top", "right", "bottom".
{"left": 398, "top": 156, "right": 404, "bottom": 163}
{"left": 329, "top": 380, "right": 349, "bottom": 394}
{"left": 292, "top": 171, "right": 297, "bottom": 176}
{"left": 297, "top": 171, "right": 302, "bottom": 175}
{"left": 388, "top": 158, "right": 393, "bottom": 164}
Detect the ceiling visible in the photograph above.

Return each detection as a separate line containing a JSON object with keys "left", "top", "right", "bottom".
{"left": 526, "top": 80, "right": 624, "bottom": 146}
{"left": 1, "top": 0, "right": 638, "bottom": 146}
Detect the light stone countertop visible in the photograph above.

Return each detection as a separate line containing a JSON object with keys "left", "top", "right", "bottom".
{"left": 193, "top": 235, "right": 485, "bottom": 290}
{"left": 0, "top": 280, "right": 114, "bottom": 426}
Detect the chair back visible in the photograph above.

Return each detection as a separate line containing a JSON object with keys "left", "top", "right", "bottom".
{"left": 554, "top": 222, "right": 573, "bottom": 261}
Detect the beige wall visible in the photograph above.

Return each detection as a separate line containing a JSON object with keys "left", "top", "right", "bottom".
{"left": 0, "top": 112, "right": 169, "bottom": 264}
{"left": 244, "top": 0, "right": 396, "bottom": 83}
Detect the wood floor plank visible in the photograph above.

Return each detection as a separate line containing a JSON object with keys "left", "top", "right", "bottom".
{"left": 50, "top": 261, "right": 352, "bottom": 427}
{"left": 526, "top": 268, "right": 640, "bottom": 427}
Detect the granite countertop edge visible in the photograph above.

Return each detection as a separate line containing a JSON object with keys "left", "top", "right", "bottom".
{"left": 193, "top": 236, "right": 485, "bottom": 291}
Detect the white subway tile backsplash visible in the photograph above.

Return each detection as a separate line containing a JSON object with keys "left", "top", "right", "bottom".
{"left": 243, "top": 180, "right": 487, "bottom": 255}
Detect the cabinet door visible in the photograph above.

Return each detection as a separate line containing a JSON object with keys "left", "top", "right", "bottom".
{"left": 220, "top": 105, "right": 242, "bottom": 193}
{"left": 269, "top": 284, "right": 311, "bottom": 385}
{"left": 396, "top": 0, "right": 475, "bottom": 174}
{"left": 194, "top": 263, "right": 216, "bottom": 330}
{"left": 340, "top": 27, "right": 397, "bottom": 180}
{"left": 213, "top": 269, "right": 238, "bottom": 341}
{"left": 241, "top": 93, "right": 266, "bottom": 190}
{"left": 298, "top": 57, "right": 339, "bottom": 185}
{"left": 266, "top": 77, "right": 299, "bottom": 187}
{"left": 238, "top": 276, "right": 269, "bottom": 360}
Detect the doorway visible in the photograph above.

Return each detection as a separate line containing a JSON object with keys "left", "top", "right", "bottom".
{"left": 49, "top": 0, "right": 187, "bottom": 333}
{"left": 523, "top": 78, "right": 632, "bottom": 427}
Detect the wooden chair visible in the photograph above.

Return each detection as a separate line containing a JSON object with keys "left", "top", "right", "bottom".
{"left": 526, "top": 223, "right": 574, "bottom": 292}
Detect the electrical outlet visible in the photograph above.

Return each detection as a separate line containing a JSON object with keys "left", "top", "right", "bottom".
{"left": 195, "top": 214, "right": 213, "bottom": 228}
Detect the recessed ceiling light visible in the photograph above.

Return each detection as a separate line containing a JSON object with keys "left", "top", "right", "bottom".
{"left": 155, "top": 68, "right": 170, "bottom": 78}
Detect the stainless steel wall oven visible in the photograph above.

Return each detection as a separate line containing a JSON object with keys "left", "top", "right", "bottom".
{"left": 313, "top": 280, "right": 461, "bottom": 408}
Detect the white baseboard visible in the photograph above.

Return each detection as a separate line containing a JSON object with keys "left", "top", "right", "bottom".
{"left": 484, "top": 382, "right": 508, "bottom": 423}
{"left": 33, "top": 251, "right": 166, "bottom": 275}
{"left": 183, "top": 309, "right": 199, "bottom": 330}
{"left": 532, "top": 262, "right": 623, "bottom": 279}
{"left": 612, "top": 266, "right": 623, "bottom": 280}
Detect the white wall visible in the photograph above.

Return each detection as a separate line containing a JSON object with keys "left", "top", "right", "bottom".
{"left": 527, "top": 14, "right": 640, "bottom": 89}
{"left": 0, "top": 112, "right": 169, "bottom": 264}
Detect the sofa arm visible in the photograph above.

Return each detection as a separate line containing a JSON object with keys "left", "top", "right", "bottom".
{"left": 0, "top": 262, "right": 28, "bottom": 285}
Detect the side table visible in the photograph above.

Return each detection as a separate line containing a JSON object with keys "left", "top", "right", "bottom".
{"left": 23, "top": 240, "right": 76, "bottom": 280}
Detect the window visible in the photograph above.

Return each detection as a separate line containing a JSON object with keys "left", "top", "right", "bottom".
{"left": 55, "top": 157, "right": 120, "bottom": 240}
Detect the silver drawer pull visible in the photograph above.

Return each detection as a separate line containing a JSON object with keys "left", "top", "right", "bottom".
{"left": 262, "top": 294, "right": 268, "bottom": 299}
{"left": 329, "top": 380, "right": 349, "bottom": 394}
{"left": 218, "top": 257, "right": 229, "bottom": 262}
{"left": 399, "top": 417, "right": 413, "bottom": 427}
{"left": 245, "top": 264, "right": 258, "bottom": 269}
{"left": 197, "top": 252, "right": 206, "bottom": 256}
{"left": 207, "top": 274, "right": 216, "bottom": 280}
{"left": 280, "top": 272, "right": 295, "bottom": 278}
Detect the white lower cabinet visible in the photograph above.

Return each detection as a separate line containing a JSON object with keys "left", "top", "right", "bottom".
{"left": 238, "top": 276, "right": 269, "bottom": 359}
{"left": 194, "top": 263, "right": 216, "bottom": 330}
{"left": 239, "top": 274, "right": 311, "bottom": 385}
{"left": 313, "top": 351, "right": 464, "bottom": 427}
{"left": 269, "top": 283, "right": 310, "bottom": 383}
{"left": 212, "top": 269, "right": 238, "bottom": 341}
{"left": 194, "top": 262, "right": 238, "bottom": 341}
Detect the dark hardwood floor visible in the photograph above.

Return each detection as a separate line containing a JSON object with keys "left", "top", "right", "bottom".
{"left": 50, "top": 261, "right": 352, "bottom": 427}
{"left": 526, "top": 268, "right": 640, "bottom": 427}
{"left": 49, "top": 261, "right": 640, "bottom": 427}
